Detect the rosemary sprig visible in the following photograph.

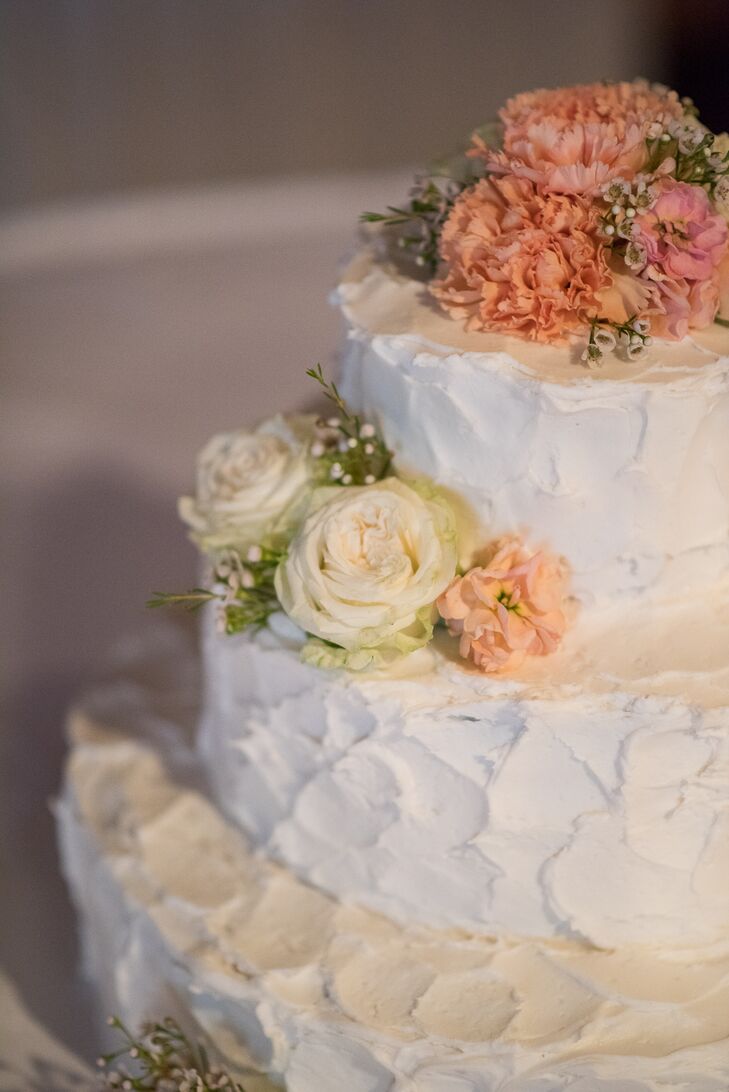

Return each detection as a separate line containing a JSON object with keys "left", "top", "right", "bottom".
{"left": 147, "top": 589, "right": 218, "bottom": 612}
{"left": 306, "top": 363, "right": 352, "bottom": 423}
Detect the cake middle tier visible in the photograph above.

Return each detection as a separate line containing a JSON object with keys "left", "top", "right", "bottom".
{"left": 198, "top": 601, "right": 729, "bottom": 951}
{"left": 336, "top": 250, "right": 729, "bottom": 613}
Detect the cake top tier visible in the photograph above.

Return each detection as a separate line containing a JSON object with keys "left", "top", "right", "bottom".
{"left": 337, "top": 247, "right": 729, "bottom": 613}
{"left": 339, "top": 246, "right": 729, "bottom": 387}
{"left": 362, "top": 79, "right": 729, "bottom": 366}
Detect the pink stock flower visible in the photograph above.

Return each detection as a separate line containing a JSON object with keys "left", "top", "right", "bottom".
{"left": 598, "top": 179, "right": 729, "bottom": 339}
{"left": 431, "top": 174, "right": 607, "bottom": 343}
{"left": 634, "top": 180, "right": 728, "bottom": 280}
{"left": 471, "top": 81, "right": 683, "bottom": 197}
{"left": 437, "top": 538, "right": 568, "bottom": 674}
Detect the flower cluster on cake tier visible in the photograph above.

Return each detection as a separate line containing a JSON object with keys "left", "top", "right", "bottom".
{"left": 365, "top": 79, "right": 729, "bottom": 363}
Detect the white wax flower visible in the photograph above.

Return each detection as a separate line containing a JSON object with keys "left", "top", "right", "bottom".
{"left": 275, "top": 477, "right": 457, "bottom": 669}
{"left": 178, "top": 415, "right": 314, "bottom": 554}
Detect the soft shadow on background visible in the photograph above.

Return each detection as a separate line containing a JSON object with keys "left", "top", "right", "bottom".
{"left": 1, "top": 0, "right": 728, "bottom": 1065}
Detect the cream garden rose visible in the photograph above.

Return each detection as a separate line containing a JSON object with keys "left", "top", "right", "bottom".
{"left": 275, "top": 478, "right": 457, "bottom": 669}
{"left": 178, "top": 415, "right": 313, "bottom": 554}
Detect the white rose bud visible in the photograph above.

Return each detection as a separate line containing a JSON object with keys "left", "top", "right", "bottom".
{"left": 275, "top": 478, "right": 457, "bottom": 669}
{"left": 178, "top": 414, "right": 314, "bottom": 554}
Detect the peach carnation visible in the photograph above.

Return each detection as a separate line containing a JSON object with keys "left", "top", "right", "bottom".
{"left": 431, "top": 173, "right": 607, "bottom": 343}
{"left": 437, "top": 538, "right": 568, "bottom": 674}
{"left": 500, "top": 80, "right": 683, "bottom": 130}
{"left": 473, "top": 80, "right": 684, "bottom": 196}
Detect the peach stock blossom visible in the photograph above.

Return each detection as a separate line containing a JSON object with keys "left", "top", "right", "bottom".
{"left": 437, "top": 538, "right": 568, "bottom": 674}
{"left": 431, "top": 174, "right": 607, "bottom": 343}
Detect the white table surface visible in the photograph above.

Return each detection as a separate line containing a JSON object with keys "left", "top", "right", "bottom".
{"left": 0, "top": 170, "right": 411, "bottom": 1069}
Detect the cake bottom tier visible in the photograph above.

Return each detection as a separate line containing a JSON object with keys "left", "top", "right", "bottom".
{"left": 57, "top": 638, "right": 729, "bottom": 1092}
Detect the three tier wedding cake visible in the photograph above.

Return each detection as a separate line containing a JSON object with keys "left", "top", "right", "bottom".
{"left": 59, "top": 81, "right": 729, "bottom": 1091}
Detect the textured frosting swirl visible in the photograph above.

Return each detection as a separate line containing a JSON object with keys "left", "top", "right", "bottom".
{"left": 199, "top": 597, "right": 729, "bottom": 949}
{"left": 58, "top": 653, "right": 729, "bottom": 1091}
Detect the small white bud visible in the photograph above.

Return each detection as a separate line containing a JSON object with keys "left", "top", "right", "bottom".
{"left": 310, "top": 440, "right": 325, "bottom": 458}
{"left": 364, "top": 474, "right": 376, "bottom": 485}
{"left": 359, "top": 422, "right": 376, "bottom": 438}
{"left": 611, "top": 204, "right": 621, "bottom": 215}
{"left": 625, "top": 206, "right": 636, "bottom": 218}
{"left": 337, "top": 438, "right": 350, "bottom": 453}
{"left": 330, "top": 463, "right": 343, "bottom": 480}
{"left": 246, "top": 545, "right": 262, "bottom": 563}
{"left": 363, "top": 442, "right": 375, "bottom": 455}
{"left": 415, "top": 255, "right": 425, "bottom": 267}
{"left": 604, "top": 224, "right": 616, "bottom": 236}
{"left": 326, "top": 416, "right": 340, "bottom": 429}
{"left": 347, "top": 436, "right": 358, "bottom": 449}
{"left": 341, "top": 473, "right": 353, "bottom": 485}
{"left": 660, "top": 132, "right": 671, "bottom": 143}
{"left": 593, "top": 328, "right": 616, "bottom": 351}
{"left": 241, "top": 570, "right": 255, "bottom": 589}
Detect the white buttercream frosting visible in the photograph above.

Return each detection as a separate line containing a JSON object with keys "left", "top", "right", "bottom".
{"left": 335, "top": 249, "right": 729, "bottom": 611}
{"left": 57, "top": 654, "right": 729, "bottom": 1091}
{"left": 199, "top": 595, "right": 729, "bottom": 949}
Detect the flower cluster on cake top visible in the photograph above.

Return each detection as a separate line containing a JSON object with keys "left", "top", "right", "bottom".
{"left": 150, "top": 368, "right": 568, "bottom": 675}
{"left": 363, "top": 80, "right": 729, "bottom": 364}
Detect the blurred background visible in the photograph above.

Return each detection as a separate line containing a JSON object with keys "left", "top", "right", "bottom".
{"left": 2, "top": 0, "right": 729, "bottom": 1073}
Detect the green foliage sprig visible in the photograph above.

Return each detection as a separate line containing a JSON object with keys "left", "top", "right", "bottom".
{"left": 97, "top": 1015, "right": 246, "bottom": 1090}
{"left": 147, "top": 589, "right": 218, "bottom": 612}
{"left": 148, "top": 546, "right": 283, "bottom": 636}
{"left": 306, "top": 364, "right": 392, "bottom": 486}
{"left": 643, "top": 109, "right": 729, "bottom": 194}
{"left": 361, "top": 175, "right": 464, "bottom": 275}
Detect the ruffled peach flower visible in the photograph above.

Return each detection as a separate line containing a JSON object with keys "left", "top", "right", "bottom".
{"left": 431, "top": 173, "right": 607, "bottom": 343}
{"left": 599, "top": 179, "right": 729, "bottom": 338}
{"left": 500, "top": 80, "right": 683, "bottom": 130}
{"left": 472, "top": 81, "right": 683, "bottom": 196}
{"left": 437, "top": 538, "right": 568, "bottom": 674}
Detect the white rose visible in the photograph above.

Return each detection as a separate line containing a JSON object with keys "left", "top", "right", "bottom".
{"left": 178, "top": 415, "right": 313, "bottom": 554}
{"left": 275, "top": 477, "right": 457, "bottom": 669}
